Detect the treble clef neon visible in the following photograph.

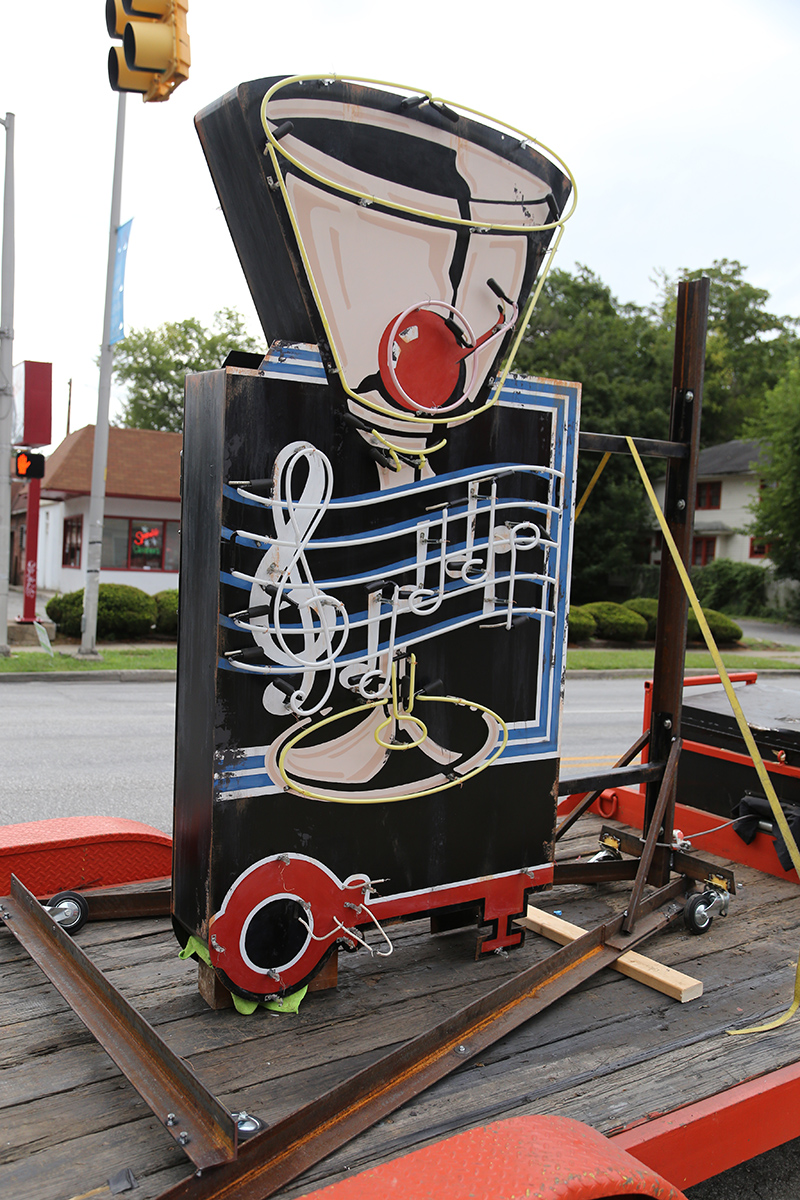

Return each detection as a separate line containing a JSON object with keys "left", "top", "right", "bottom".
{"left": 235, "top": 442, "right": 349, "bottom": 716}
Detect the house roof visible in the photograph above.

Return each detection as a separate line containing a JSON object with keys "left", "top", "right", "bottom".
{"left": 697, "top": 439, "right": 762, "bottom": 478}
{"left": 42, "top": 425, "right": 182, "bottom": 502}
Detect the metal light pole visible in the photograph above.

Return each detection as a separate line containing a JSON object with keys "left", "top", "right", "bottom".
{"left": 79, "top": 93, "right": 126, "bottom": 657}
{"left": 0, "top": 112, "right": 15, "bottom": 658}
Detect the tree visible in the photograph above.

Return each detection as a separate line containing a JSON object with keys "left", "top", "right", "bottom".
{"left": 747, "top": 359, "right": 800, "bottom": 581}
{"left": 113, "top": 308, "right": 262, "bottom": 431}
{"left": 653, "top": 260, "right": 799, "bottom": 447}
{"left": 514, "top": 266, "right": 673, "bottom": 603}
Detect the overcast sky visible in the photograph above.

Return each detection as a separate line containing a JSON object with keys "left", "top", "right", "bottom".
{"left": 2, "top": 0, "right": 799, "bottom": 451}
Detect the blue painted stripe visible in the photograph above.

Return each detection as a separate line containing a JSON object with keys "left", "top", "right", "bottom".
{"left": 221, "top": 509, "right": 555, "bottom": 563}
{"left": 218, "top": 597, "right": 547, "bottom": 656}
{"left": 261, "top": 363, "right": 327, "bottom": 384}
{"left": 215, "top": 771, "right": 278, "bottom": 794}
{"left": 216, "top": 752, "right": 266, "bottom": 772}
{"left": 223, "top": 465, "right": 556, "bottom": 513}
{"left": 223, "top": 483, "right": 268, "bottom": 508}
{"left": 261, "top": 344, "right": 325, "bottom": 364}
{"left": 325, "top": 464, "right": 552, "bottom": 508}
{"left": 220, "top": 571, "right": 252, "bottom": 592}
{"left": 221, "top": 526, "right": 263, "bottom": 549}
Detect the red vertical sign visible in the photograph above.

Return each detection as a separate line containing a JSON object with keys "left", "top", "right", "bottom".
{"left": 21, "top": 478, "right": 41, "bottom": 623}
{"left": 13, "top": 360, "right": 52, "bottom": 622}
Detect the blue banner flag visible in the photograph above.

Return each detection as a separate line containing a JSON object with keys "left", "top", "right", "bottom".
{"left": 109, "top": 218, "right": 133, "bottom": 346}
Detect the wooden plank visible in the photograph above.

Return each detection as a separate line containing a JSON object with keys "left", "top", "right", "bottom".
{"left": 518, "top": 906, "right": 703, "bottom": 1002}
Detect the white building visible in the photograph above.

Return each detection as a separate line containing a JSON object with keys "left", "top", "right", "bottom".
{"left": 12, "top": 425, "right": 182, "bottom": 597}
{"left": 652, "top": 438, "right": 769, "bottom": 568}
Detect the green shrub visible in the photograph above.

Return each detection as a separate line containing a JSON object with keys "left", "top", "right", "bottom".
{"left": 567, "top": 606, "right": 597, "bottom": 642}
{"left": 691, "top": 558, "right": 769, "bottom": 616}
{"left": 582, "top": 601, "right": 647, "bottom": 642}
{"left": 623, "top": 597, "right": 659, "bottom": 639}
{"left": 688, "top": 607, "right": 743, "bottom": 644}
{"left": 45, "top": 584, "right": 157, "bottom": 639}
{"left": 154, "top": 589, "right": 179, "bottom": 636}
{"left": 623, "top": 596, "right": 742, "bottom": 643}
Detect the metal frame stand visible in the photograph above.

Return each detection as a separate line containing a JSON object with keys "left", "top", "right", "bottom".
{"left": 554, "top": 277, "right": 732, "bottom": 932}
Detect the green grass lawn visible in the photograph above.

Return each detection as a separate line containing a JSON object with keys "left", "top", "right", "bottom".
{"left": 566, "top": 648, "right": 799, "bottom": 671}
{"left": 0, "top": 647, "right": 178, "bottom": 672}
{"left": 1, "top": 643, "right": 796, "bottom": 675}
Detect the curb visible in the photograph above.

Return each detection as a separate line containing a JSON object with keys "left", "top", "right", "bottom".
{"left": 0, "top": 670, "right": 177, "bottom": 684}
{"left": 566, "top": 668, "right": 800, "bottom": 680}
{"left": 1, "top": 668, "right": 798, "bottom": 684}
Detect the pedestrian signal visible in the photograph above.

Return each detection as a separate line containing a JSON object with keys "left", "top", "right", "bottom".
{"left": 14, "top": 451, "right": 46, "bottom": 480}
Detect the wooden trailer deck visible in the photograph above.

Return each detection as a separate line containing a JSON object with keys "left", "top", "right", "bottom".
{"left": 3, "top": 814, "right": 800, "bottom": 1200}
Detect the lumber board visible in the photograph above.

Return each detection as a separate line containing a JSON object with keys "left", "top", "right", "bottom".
{"left": 518, "top": 905, "right": 704, "bottom": 1001}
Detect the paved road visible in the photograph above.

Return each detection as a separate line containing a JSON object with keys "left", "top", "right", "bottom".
{"left": 737, "top": 617, "right": 800, "bottom": 647}
{"left": 2, "top": 673, "right": 800, "bottom": 1196}
{"left": 0, "top": 679, "right": 175, "bottom": 832}
{"left": 561, "top": 676, "right": 646, "bottom": 774}
{"left": 0, "top": 675, "right": 652, "bottom": 837}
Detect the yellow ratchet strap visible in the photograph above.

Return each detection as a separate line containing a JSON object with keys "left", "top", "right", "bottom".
{"left": 627, "top": 436, "right": 800, "bottom": 1035}
{"left": 575, "top": 451, "right": 611, "bottom": 520}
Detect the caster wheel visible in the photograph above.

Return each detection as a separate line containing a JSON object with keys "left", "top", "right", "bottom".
{"left": 48, "top": 890, "right": 90, "bottom": 934}
{"left": 684, "top": 892, "right": 713, "bottom": 935}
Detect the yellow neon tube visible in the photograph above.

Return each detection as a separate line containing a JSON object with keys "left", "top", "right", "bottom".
{"left": 277, "top": 691, "right": 509, "bottom": 804}
{"left": 259, "top": 74, "right": 576, "bottom": 430}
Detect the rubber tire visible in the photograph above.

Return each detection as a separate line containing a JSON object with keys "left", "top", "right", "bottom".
{"left": 48, "top": 890, "right": 90, "bottom": 934}
{"left": 684, "top": 892, "right": 713, "bottom": 935}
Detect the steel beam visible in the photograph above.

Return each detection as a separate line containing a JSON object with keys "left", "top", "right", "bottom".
{"left": 1, "top": 875, "right": 236, "bottom": 1171}
{"left": 578, "top": 431, "right": 690, "bottom": 459}
{"left": 79, "top": 879, "right": 172, "bottom": 921}
{"left": 645, "top": 278, "right": 709, "bottom": 871}
{"left": 622, "top": 738, "right": 682, "bottom": 933}
{"left": 557, "top": 759, "right": 662, "bottom": 797}
{"left": 153, "top": 880, "right": 686, "bottom": 1200}
{"left": 599, "top": 825, "right": 737, "bottom": 894}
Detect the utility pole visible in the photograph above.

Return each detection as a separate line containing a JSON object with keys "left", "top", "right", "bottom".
{"left": 0, "top": 112, "right": 15, "bottom": 658}
{"left": 79, "top": 94, "right": 126, "bottom": 657}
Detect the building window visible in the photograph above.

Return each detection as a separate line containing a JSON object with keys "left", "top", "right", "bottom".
{"left": 692, "top": 536, "right": 716, "bottom": 566}
{"left": 101, "top": 518, "right": 179, "bottom": 571}
{"left": 130, "top": 521, "right": 164, "bottom": 569}
{"left": 749, "top": 538, "right": 770, "bottom": 559}
{"left": 696, "top": 481, "right": 721, "bottom": 510}
{"left": 62, "top": 516, "right": 82, "bottom": 568}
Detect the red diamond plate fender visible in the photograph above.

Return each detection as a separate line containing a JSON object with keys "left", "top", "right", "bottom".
{"left": 295, "top": 1114, "right": 687, "bottom": 1200}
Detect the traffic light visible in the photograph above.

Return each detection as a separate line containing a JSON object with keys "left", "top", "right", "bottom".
{"left": 106, "top": 0, "right": 190, "bottom": 103}
{"left": 14, "top": 451, "right": 46, "bottom": 480}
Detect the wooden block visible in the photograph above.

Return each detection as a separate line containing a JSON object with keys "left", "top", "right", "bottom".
{"left": 517, "top": 907, "right": 703, "bottom": 1003}
{"left": 307, "top": 949, "right": 338, "bottom": 993}
{"left": 198, "top": 959, "right": 234, "bottom": 1009}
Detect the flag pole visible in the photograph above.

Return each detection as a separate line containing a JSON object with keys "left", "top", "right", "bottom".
{"left": 80, "top": 93, "right": 127, "bottom": 656}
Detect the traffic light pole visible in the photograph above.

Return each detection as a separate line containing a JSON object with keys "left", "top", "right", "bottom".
{"left": 0, "top": 112, "right": 15, "bottom": 658}
{"left": 80, "top": 94, "right": 126, "bottom": 657}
